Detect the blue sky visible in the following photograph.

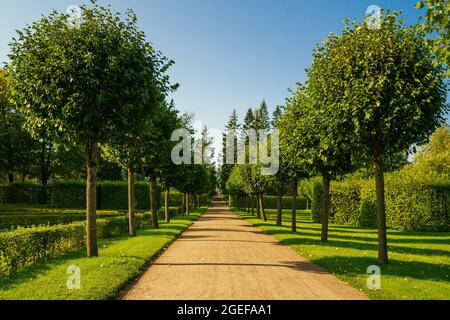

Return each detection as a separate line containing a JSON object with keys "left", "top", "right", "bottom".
{"left": 0, "top": 0, "right": 444, "bottom": 134}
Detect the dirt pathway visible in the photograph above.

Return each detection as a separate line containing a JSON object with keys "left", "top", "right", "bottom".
{"left": 120, "top": 205, "right": 367, "bottom": 300}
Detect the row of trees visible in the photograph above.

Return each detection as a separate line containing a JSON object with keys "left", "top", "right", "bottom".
{"left": 224, "top": 10, "right": 448, "bottom": 265}
{"left": 2, "top": 3, "right": 215, "bottom": 257}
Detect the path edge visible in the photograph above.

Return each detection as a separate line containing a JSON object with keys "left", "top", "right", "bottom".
{"left": 114, "top": 209, "right": 207, "bottom": 300}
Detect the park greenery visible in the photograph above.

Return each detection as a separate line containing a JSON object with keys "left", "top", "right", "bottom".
{"left": 225, "top": 11, "right": 448, "bottom": 265}
{"left": 0, "top": 1, "right": 448, "bottom": 300}
{"left": 1, "top": 2, "right": 216, "bottom": 260}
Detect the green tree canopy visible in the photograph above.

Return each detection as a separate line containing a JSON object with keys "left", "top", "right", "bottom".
{"left": 415, "top": 0, "right": 449, "bottom": 76}
{"left": 6, "top": 2, "right": 176, "bottom": 256}
{"left": 306, "top": 11, "right": 447, "bottom": 263}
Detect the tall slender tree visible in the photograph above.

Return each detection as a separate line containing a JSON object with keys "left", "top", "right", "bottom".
{"left": 254, "top": 100, "right": 270, "bottom": 131}
{"left": 220, "top": 110, "right": 239, "bottom": 192}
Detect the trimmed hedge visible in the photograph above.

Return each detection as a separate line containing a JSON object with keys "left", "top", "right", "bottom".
{"left": 0, "top": 214, "right": 85, "bottom": 230}
{"left": 0, "top": 183, "right": 49, "bottom": 205}
{"left": 50, "top": 181, "right": 85, "bottom": 209}
{"left": 0, "top": 211, "right": 123, "bottom": 230}
{"left": 0, "top": 216, "right": 152, "bottom": 275}
{"left": 51, "top": 180, "right": 159, "bottom": 210}
{"left": 98, "top": 181, "right": 156, "bottom": 210}
{"left": 157, "top": 206, "right": 182, "bottom": 219}
{"left": 329, "top": 172, "right": 449, "bottom": 232}
{"left": 1, "top": 181, "right": 210, "bottom": 211}
{"left": 0, "top": 222, "right": 85, "bottom": 275}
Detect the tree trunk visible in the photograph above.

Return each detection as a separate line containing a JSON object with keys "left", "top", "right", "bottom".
{"left": 185, "top": 193, "right": 190, "bottom": 215}
{"left": 245, "top": 196, "right": 250, "bottom": 213}
{"left": 165, "top": 188, "right": 170, "bottom": 223}
{"left": 85, "top": 143, "right": 98, "bottom": 257}
{"left": 40, "top": 141, "right": 46, "bottom": 185}
{"left": 128, "top": 165, "right": 137, "bottom": 236}
{"left": 259, "top": 193, "right": 267, "bottom": 221}
{"left": 150, "top": 174, "right": 159, "bottom": 229}
{"left": 246, "top": 196, "right": 250, "bottom": 213}
{"left": 181, "top": 192, "right": 185, "bottom": 216}
{"left": 40, "top": 140, "right": 51, "bottom": 185}
{"left": 292, "top": 179, "right": 298, "bottom": 233}
{"left": 256, "top": 194, "right": 261, "bottom": 219}
{"left": 251, "top": 196, "right": 255, "bottom": 215}
{"left": 8, "top": 171, "right": 13, "bottom": 184}
{"left": 374, "top": 156, "right": 388, "bottom": 264}
{"left": 321, "top": 176, "right": 330, "bottom": 243}
{"left": 276, "top": 194, "right": 283, "bottom": 226}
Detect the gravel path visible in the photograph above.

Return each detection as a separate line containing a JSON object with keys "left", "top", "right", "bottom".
{"left": 120, "top": 205, "right": 367, "bottom": 300}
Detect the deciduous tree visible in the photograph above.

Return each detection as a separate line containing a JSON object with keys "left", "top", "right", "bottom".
{"left": 308, "top": 12, "right": 447, "bottom": 263}
{"left": 7, "top": 3, "right": 173, "bottom": 256}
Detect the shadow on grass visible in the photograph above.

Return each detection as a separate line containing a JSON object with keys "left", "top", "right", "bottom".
{"left": 280, "top": 236, "right": 450, "bottom": 258}
{"left": 238, "top": 212, "right": 450, "bottom": 257}
{"left": 0, "top": 218, "right": 198, "bottom": 295}
{"left": 0, "top": 248, "right": 87, "bottom": 293}
{"left": 310, "top": 255, "right": 450, "bottom": 283}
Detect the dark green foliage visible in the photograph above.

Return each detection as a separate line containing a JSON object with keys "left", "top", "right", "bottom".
{"left": 0, "top": 182, "right": 210, "bottom": 211}
{"left": 97, "top": 181, "right": 157, "bottom": 210}
{"left": 50, "top": 180, "right": 86, "bottom": 209}
{"left": 254, "top": 100, "right": 270, "bottom": 131}
{"left": 0, "top": 214, "right": 85, "bottom": 230}
{"left": 0, "top": 183, "right": 49, "bottom": 205}
{"left": 50, "top": 180, "right": 158, "bottom": 210}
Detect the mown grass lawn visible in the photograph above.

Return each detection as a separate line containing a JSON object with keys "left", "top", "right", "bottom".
{"left": 234, "top": 208, "right": 450, "bottom": 300}
{"left": 0, "top": 209, "right": 206, "bottom": 300}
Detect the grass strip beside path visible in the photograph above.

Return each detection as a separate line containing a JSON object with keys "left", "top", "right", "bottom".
{"left": 0, "top": 209, "right": 206, "bottom": 300}
{"left": 234, "top": 208, "right": 450, "bottom": 300}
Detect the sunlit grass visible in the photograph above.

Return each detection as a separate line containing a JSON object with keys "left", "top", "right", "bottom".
{"left": 234, "top": 208, "right": 450, "bottom": 300}
{"left": 0, "top": 209, "right": 206, "bottom": 300}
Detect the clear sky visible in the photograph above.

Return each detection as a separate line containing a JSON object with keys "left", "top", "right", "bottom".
{"left": 0, "top": 0, "right": 445, "bottom": 135}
